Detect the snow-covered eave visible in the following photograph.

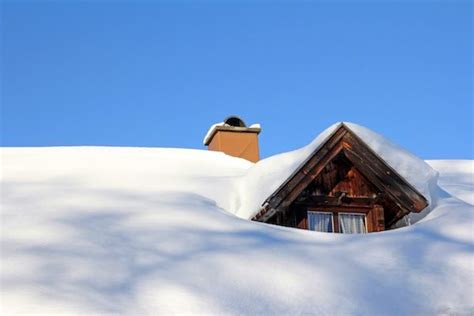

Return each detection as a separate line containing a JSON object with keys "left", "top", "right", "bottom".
{"left": 259, "top": 122, "right": 344, "bottom": 208}
{"left": 342, "top": 123, "right": 430, "bottom": 206}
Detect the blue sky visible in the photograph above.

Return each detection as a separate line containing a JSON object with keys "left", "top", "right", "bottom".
{"left": 2, "top": 1, "right": 472, "bottom": 159}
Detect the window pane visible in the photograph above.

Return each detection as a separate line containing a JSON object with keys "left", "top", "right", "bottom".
{"left": 339, "top": 213, "right": 366, "bottom": 234}
{"left": 308, "top": 212, "right": 333, "bottom": 232}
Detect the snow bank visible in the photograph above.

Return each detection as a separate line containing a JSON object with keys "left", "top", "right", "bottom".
{"left": 234, "top": 122, "right": 439, "bottom": 220}
{"left": 427, "top": 160, "right": 474, "bottom": 206}
{"left": 1, "top": 126, "right": 472, "bottom": 315}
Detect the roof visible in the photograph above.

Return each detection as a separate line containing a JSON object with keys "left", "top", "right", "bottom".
{"left": 1, "top": 146, "right": 472, "bottom": 314}
{"left": 252, "top": 123, "right": 429, "bottom": 223}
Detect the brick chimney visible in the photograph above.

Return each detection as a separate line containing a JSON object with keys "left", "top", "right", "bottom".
{"left": 203, "top": 116, "right": 261, "bottom": 162}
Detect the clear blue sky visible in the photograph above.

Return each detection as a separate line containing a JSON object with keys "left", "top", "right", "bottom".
{"left": 2, "top": 1, "right": 472, "bottom": 159}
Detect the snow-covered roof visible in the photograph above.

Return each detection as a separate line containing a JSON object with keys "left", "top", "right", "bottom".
{"left": 1, "top": 123, "right": 472, "bottom": 315}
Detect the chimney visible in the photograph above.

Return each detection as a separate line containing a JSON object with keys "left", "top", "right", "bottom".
{"left": 203, "top": 116, "right": 261, "bottom": 162}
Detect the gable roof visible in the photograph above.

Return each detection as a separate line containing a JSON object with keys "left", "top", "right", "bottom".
{"left": 252, "top": 123, "right": 429, "bottom": 222}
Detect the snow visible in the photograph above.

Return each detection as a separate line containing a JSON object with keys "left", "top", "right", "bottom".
{"left": 202, "top": 122, "right": 225, "bottom": 145}
{"left": 427, "top": 160, "right": 474, "bottom": 206}
{"left": 1, "top": 125, "right": 473, "bottom": 315}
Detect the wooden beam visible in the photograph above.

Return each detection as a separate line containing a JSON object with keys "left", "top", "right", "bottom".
{"left": 342, "top": 132, "right": 428, "bottom": 212}
{"left": 294, "top": 195, "right": 378, "bottom": 207}
{"left": 308, "top": 205, "right": 373, "bottom": 213}
{"left": 266, "top": 126, "right": 348, "bottom": 210}
{"left": 278, "top": 142, "right": 345, "bottom": 209}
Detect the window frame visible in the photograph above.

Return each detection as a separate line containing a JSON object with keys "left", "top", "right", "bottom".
{"left": 338, "top": 212, "right": 368, "bottom": 234}
{"left": 307, "top": 211, "right": 335, "bottom": 233}
{"left": 307, "top": 206, "right": 373, "bottom": 233}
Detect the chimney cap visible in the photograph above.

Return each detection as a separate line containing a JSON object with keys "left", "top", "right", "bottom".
{"left": 224, "top": 116, "right": 246, "bottom": 127}
{"left": 203, "top": 116, "right": 261, "bottom": 146}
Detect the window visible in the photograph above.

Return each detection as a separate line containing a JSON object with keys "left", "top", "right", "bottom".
{"left": 307, "top": 210, "right": 368, "bottom": 234}
{"left": 307, "top": 211, "right": 334, "bottom": 232}
{"left": 339, "top": 213, "right": 367, "bottom": 234}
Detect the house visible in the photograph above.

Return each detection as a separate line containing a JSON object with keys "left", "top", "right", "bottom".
{"left": 204, "top": 116, "right": 429, "bottom": 233}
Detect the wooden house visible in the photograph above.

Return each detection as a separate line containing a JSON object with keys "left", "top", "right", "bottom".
{"left": 205, "top": 118, "right": 428, "bottom": 234}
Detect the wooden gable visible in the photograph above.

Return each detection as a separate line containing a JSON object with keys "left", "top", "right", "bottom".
{"left": 253, "top": 124, "right": 428, "bottom": 229}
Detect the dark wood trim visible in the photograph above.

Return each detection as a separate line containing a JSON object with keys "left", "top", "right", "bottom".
{"left": 344, "top": 134, "right": 428, "bottom": 212}
{"left": 279, "top": 142, "right": 345, "bottom": 209}
{"left": 386, "top": 209, "right": 407, "bottom": 228}
{"left": 333, "top": 212, "right": 339, "bottom": 233}
{"left": 295, "top": 195, "right": 378, "bottom": 207}
{"left": 373, "top": 205, "right": 385, "bottom": 232}
{"left": 341, "top": 132, "right": 428, "bottom": 212}
{"left": 308, "top": 206, "right": 372, "bottom": 212}
{"left": 264, "top": 126, "right": 348, "bottom": 210}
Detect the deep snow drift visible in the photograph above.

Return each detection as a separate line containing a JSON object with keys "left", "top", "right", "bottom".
{"left": 1, "top": 125, "right": 473, "bottom": 315}
{"left": 427, "top": 160, "right": 474, "bottom": 206}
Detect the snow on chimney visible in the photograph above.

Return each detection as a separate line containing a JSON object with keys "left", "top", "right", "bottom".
{"left": 203, "top": 116, "right": 261, "bottom": 162}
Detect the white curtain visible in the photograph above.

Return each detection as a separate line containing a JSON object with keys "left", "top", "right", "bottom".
{"left": 339, "top": 214, "right": 366, "bottom": 234}
{"left": 308, "top": 212, "right": 333, "bottom": 232}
